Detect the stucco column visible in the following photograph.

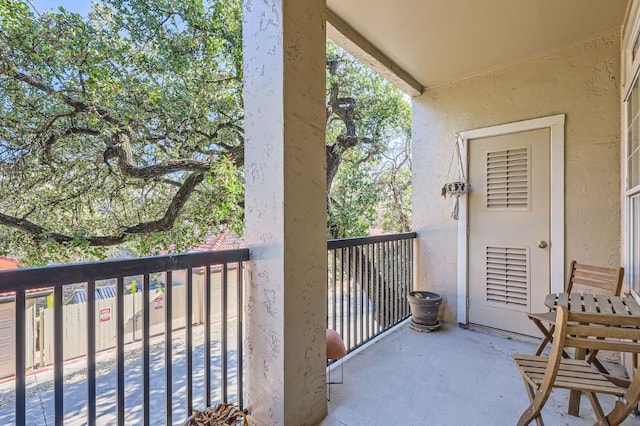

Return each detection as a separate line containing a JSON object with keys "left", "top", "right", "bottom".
{"left": 243, "top": 1, "right": 327, "bottom": 424}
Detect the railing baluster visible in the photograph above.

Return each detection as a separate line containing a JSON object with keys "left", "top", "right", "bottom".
{"left": 398, "top": 240, "right": 402, "bottom": 322}
{"left": 375, "top": 242, "right": 380, "bottom": 333}
{"left": 165, "top": 271, "right": 173, "bottom": 425}
{"left": 400, "top": 240, "right": 406, "bottom": 319}
{"left": 389, "top": 241, "right": 393, "bottom": 326}
{"left": 54, "top": 285, "right": 63, "bottom": 426}
{"left": 359, "top": 245, "right": 364, "bottom": 346}
{"left": 15, "top": 288, "right": 25, "bottom": 426}
{"left": 116, "top": 277, "right": 125, "bottom": 426}
{"left": 204, "top": 265, "right": 212, "bottom": 407}
{"left": 326, "top": 250, "right": 330, "bottom": 330}
{"left": 392, "top": 241, "right": 397, "bottom": 325}
{"left": 387, "top": 241, "right": 392, "bottom": 329}
{"left": 346, "top": 246, "right": 352, "bottom": 350}
{"left": 221, "top": 263, "right": 228, "bottom": 402}
{"left": 379, "top": 244, "right": 382, "bottom": 326}
{"left": 87, "top": 280, "right": 96, "bottom": 425}
{"left": 186, "top": 269, "right": 193, "bottom": 415}
{"left": 143, "top": 274, "right": 150, "bottom": 426}
{"left": 410, "top": 238, "right": 414, "bottom": 293}
{"left": 332, "top": 250, "right": 337, "bottom": 331}
{"left": 364, "top": 244, "right": 370, "bottom": 342}
{"left": 393, "top": 240, "right": 398, "bottom": 324}
{"left": 382, "top": 241, "right": 388, "bottom": 330}
{"left": 236, "top": 261, "right": 244, "bottom": 408}
{"left": 405, "top": 239, "right": 410, "bottom": 318}
{"left": 340, "top": 248, "right": 345, "bottom": 345}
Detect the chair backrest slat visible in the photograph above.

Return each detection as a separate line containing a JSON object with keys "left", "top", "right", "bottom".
{"left": 567, "top": 338, "right": 640, "bottom": 354}
{"left": 567, "top": 311, "right": 640, "bottom": 328}
{"left": 555, "top": 310, "right": 640, "bottom": 354}
{"left": 565, "top": 260, "right": 624, "bottom": 296}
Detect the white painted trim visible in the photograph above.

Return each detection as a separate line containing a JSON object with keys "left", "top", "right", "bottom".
{"left": 622, "top": 0, "right": 640, "bottom": 90}
{"left": 457, "top": 138, "right": 468, "bottom": 323}
{"left": 620, "top": 78, "right": 633, "bottom": 294}
{"left": 326, "top": 9, "right": 424, "bottom": 96}
{"left": 455, "top": 114, "right": 566, "bottom": 325}
{"left": 622, "top": 1, "right": 640, "bottom": 296}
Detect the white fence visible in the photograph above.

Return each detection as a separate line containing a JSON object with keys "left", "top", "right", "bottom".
{"left": 0, "top": 268, "right": 239, "bottom": 376}
{"left": 0, "top": 302, "right": 36, "bottom": 379}
{"left": 41, "top": 274, "right": 218, "bottom": 365}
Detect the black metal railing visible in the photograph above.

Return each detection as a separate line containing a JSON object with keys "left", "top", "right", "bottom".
{"left": 0, "top": 233, "right": 416, "bottom": 424}
{"left": 0, "top": 249, "right": 249, "bottom": 426}
{"left": 327, "top": 232, "right": 416, "bottom": 355}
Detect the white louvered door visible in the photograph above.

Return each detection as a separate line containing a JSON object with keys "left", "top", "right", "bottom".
{"left": 468, "top": 128, "right": 550, "bottom": 336}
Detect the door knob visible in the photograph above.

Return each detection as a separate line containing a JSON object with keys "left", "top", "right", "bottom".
{"left": 537, "top": 240, "right": 548, "bottom": 249}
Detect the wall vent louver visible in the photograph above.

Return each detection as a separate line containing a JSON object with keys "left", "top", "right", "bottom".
{"left": 486, "top": 147, "right": 529, "bottom": 209}
{"left": 485, "top": 246, "right": 528, "bottom": 310}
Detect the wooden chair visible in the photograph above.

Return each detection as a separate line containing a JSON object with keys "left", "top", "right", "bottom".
{"left": 513, "top": 306, "right": 640, "bottom": 426}
{"left": 528, "top": 261, "right": 624, "bottom": 360}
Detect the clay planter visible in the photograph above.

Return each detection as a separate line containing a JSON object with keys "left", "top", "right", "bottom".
{"left": 407, "top": 291, "right": 442, "bottom": 332}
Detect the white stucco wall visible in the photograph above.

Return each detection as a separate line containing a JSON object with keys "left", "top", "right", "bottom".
{"left": 412, "top": 31, "right": 621, "bottom": 324}
{"left": 243, "top": 1, "right": 327, "bottom": 424}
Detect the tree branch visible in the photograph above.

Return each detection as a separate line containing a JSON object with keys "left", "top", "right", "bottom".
{"left": 0, "top": 172, "right": 207, "bottom": 246}
{"left": 4, "top": 68, "right": 122, "bottom": 126}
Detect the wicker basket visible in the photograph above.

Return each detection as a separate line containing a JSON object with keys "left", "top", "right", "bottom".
{"left": 183, "top": 403, "right": 249, "bottom": 426}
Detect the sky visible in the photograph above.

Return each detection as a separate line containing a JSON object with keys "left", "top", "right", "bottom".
{"left": 29, "top": 0, "right": 91, "bottom": 16}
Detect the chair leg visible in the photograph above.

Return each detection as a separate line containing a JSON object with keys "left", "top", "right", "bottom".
{"left": 529, "top": 319, "right": 573, "bottom": 359}
{"left": 604, "top": 399, "right": 635, "bottom": 426}
{"left": 604, "top": 378, "right": 640, "bottom": 426}
{"left": 534, "top": 336, "right": 550, "bottom": 356}
{"left": 586, "top": 350, "right": 610, "bottom": 374}
{"left": 585, "top": 392, "right": 607, "bottom": 424}
{"left": 518, "top": 380, "right": 544, "bottom": 426}
{"left": 531, "top": 321, "right": 554, "bottom": 356}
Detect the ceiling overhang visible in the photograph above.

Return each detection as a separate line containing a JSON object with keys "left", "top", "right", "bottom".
{"left": 327, "top": 0, "right": 630, "bottom": 97}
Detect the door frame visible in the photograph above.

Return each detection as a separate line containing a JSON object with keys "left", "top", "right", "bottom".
{"left": 456, "top": 114, "right": 565, "bottom": 324}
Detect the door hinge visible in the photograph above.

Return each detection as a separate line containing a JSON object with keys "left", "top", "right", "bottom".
{"left": 466, "top": 297, "right": 469, "bottom": 309}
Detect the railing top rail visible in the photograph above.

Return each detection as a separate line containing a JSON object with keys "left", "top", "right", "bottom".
{"left": 0, "top": 248, "right": 250, "bottom": 291}
{"left": 327, "top": 232, "right": 416, "bottom": 250}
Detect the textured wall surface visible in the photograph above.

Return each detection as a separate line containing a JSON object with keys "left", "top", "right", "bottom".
{"left": 412, "top": 31, "right": 621, "bottom": 324}
{"left": 243, "top": 1, "right": 327, "bottom": 424}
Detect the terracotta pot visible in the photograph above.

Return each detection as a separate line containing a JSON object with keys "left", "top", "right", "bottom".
{"left": 326, "top": 329, "right": 347, "bottom": 360}
{"left": 407, "top": 291, "right": 442, "bottom": 326}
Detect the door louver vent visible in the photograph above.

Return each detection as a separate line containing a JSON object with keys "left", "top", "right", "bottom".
{"left": 485, "top": 246, "right": 528, "bottom": 310}
{"left": 486, "top": 147, "right": 529, "bottom": 209}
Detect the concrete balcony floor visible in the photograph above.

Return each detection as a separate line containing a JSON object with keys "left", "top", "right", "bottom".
{"left": 321, "top": 320, "right": 640, "bottom": 426}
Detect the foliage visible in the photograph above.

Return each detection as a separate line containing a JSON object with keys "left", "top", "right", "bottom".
{"left": 378, "top": 139, "right": 412, "bottom": 233}
{"left": 0, "top": 0, "right": 244, "bottom": 264}
{"left": 326, "top": 41, "right": 412, "bottom": 238}
{"left": 327, "top": 150, "right": 379, "bottom": 238}
{"left": 0, "top": 1, "right": 411, "bottom": 265}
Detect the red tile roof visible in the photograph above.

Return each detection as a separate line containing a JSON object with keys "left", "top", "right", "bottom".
{"left": 190, "top": 230, "right": 244, "bottom": 252}
{"left": 0, "top": 256, "right": 19, "bottom": 270}
{"left": 0, "top": 256, "right": 53, "bottom": 299}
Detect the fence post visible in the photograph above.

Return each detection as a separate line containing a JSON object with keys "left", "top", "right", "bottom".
{"left": 39, "top": 310, "right": 45, "bottom": 368}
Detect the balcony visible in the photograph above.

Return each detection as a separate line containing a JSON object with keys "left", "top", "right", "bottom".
{"left": 4, "top": 231, "right": 636, "bottom": 425}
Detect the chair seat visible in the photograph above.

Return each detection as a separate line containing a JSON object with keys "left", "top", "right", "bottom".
{"left": 527, "top": 311, "right": 556, "bottom": 324}
{"left": 513, "top": 354, "right": 624, "bottom": 396}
